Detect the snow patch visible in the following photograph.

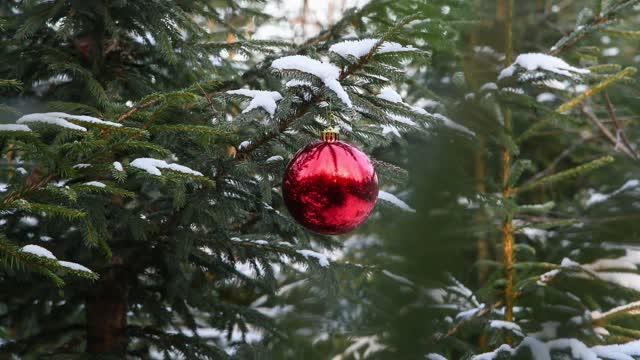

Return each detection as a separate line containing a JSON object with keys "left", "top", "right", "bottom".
{"left": 130, "top": 158, "right": 203, "bottom": 177}
{"left": 17, "top": 113, "right": 87, "bottom": 131}
{"left": 342, "top": 335, "right": 387, "bottom": 359}
{"left": 271, "top": 55, "right": 352, "bottom": 107}
{"left": 266, "top": 155, "right": 284, "bottom": 163}
{"left": 378, "top": 190, "right": 416, "bottom": 213}
{"left": 586, "top": 179, "right": 639, "bottom": 206}
{"left": 58, "top": 260, "right": 94, "bottom": 273}
{"left": 0, "top": 124, "right": 31, "bottom": 132}
{"left": 603, "top": 47, "right": 620, "bottom": 57}
{"left": 536, "top": 92, "right": 556, "bottom": 102}
{"left": 433, "top": 113, "right": 475, "bottom": 137}
{"left": 43, "top": 112, "right": 122, "bottom": 127}
{"left": 377, "top": 88, "right": 404, "bottom": 103}
{"left": 329, "top": 38, "right": 416, "bottom": 60}
{"left": 480, "top": 82, "right": 498, "bottom": 91}
{"left": 21, "top": 244, "right": 56, "bottom": 259}
{"left": 17, "top": 112, "right": 122, "bottom": 132}
{"left": 499, "top": 53, "right": 589, "bottom": 80}
{"left": 297, "top": 249, "right": 330, "bottom": 267}
{"left": 84, "top": 181, "right": 107, "bottom": 188}
{"left": 382, "top": 269, "right": 414, "bottom": 286}
{"left": 490, "top": 320, "right": 524, "bottom": 337}
{"left": 227, "top": 89, "right": 283, "bottom": 116}
{"left": 426, "top": 354, "right": 448, "bottom": 360}
{"left": 285, "top": 79, "right": 313, "bottom": 88}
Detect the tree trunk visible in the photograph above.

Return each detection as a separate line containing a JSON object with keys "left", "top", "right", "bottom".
{"left": 86, "top": 259, "right": 129, "bottom": 354}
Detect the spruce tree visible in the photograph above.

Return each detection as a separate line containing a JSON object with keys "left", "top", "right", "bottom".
{"left": 0, "top": 0, "right": 435, "bottom": 358}
{"left": 4, "top": 0, "right": 640, "bottom": 359}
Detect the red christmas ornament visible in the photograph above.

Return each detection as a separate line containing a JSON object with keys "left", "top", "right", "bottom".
{"left": 282, "top": 128, "right": 378, "bottom": 235}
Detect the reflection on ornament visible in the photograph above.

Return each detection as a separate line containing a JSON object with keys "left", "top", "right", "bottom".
{"left": 283, "top": 128, "right": 378, "bottom": 235}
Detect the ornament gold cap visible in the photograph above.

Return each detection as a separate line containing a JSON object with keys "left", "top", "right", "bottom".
{"left": 321, "top": 127, "right": 340, "bottom": 142}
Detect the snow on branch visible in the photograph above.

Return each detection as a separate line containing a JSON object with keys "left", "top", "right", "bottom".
{"left": 20, "top": 244, "right": 94, "bottom": 273}
{"left": 473, "top": 337, "right": 640, "bottom": 360}
{"left": 382, "top": 269, "right": 414, "bottom": 286}
{"left": 377, "top": 88, "right": 404, "bottom": 103}
{"left": 376, "top": 88, "right": 474, "bottom": 137}
{"left": 285, "top": 79, "right": 313, "bottom": 88}
{"left": 17, "top": 113, "right": 87, "bottom": 131}
{"left": 378, "top": 190, "right": 416, "bottom": 213}
{"left": 426, "top": 354, "right": 447, "bottom": 360}
{"left": 83, "top": 181, "right": 107, "bottom": 188}
{"left": 489, "top": 320, "right": 524, "bottom": 337}
{"left": 432, "top": 113, "right": 476, "bottom": 137}
{"left": 329, "top": 38, "right": 417, "bottom": 60}
{"left": 586, "top": 179, "right": 639, "bottom": 207}
{"left": 266, "top": 155, "right": 283, "bottom": 163}
{"left": 296, "top": 249, "right": 330, "bottom": 267}
{"left": 271, "top": 55, "right": 352, "bottom": 107}
{"left": 539, "top": 249, "right": 640, "bottom": 292}
{"left": 0, "top": 124, "right": 31, "bottom": 132}
{"left": 21, "top": 244, "right": 56, "bottom": 259}
{"left": 499, "top": 53, "right": 590, "bottom": 80}
{"left": 44, "top": 112, "right": 122, "bottom": 127}
{"left": 16, "top": 112, "right": 123, "bottom": 132}
{"left": 130, "top": 158, "right": 203, "bottom": 177}
{"left": 226, "top": 89, "right": 283, "bottom": 116}
{"left": 591, "top": 300, "right": 640, "bottom": 322}
{"left": 58, "top": 261, "right": 93, "bottom": 273}
{"left": 341, "top": 335, "right": 387, "bottom": 359}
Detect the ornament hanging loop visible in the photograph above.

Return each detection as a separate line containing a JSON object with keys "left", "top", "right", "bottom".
{"left": 321, "top": 127, "right": 340, "bottom": 142}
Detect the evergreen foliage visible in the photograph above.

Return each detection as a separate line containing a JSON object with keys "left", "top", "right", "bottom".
{"left": 2, "top": 0, "right": 640, "bottom": 359}
{"left": 0, "top": 0, "right": 439, "bottom": 358}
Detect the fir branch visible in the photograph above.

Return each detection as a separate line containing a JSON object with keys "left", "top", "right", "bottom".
{"left": 0, "top": 79, "right": 22, "bottom": 91}
{"left": 148, "top": 124, "right": 227, "bottom": 137}
{"left": 603, "top": 28, "right": 640, "bottom": 39}
{"left": 515, "top": 201, "right": 555, "bottom": 214}
{"left": 603, "top": 324, "right": 640, "bottom": 338}
{"left": 0, "top": 235, "right": 69, "bottom": 286}
{"left": 126, "top": 325, "right": 230, "bottom": 359}
{"left": 236, "top": 94, "right": 320, "bottom": 157}
{"left": 592, "top": 301, "right": 640, "bottom": 324}
{"left": 435, "top": 300, "right": 504, "bottom": 341}
{"left": 237, "top": 17, "right": 424, "bottom": 158}
{"left": 513, "top": 218, "right": 582, "bottom": 230}
{"left": 1, "top": 173, "right": 55, "bottom": 206}
{"left": 518, "top": 67, "right": 637, "bottom": 142}
{"left": 338, "top": 15, "right": 421, "bottom": 81}
{"left": 513, "top": 155, "right": 614, "bottom": 194}
{"left": 117, "top": 98, "right": 162, "bottom": 123}
{"left": 549, "top": 0, "right": 640, "bottom": 55}
{"left": 555, "top": 68, "right": 636, "bottom": 114}
{"left": 11, "top": 201, "right": 86, "bottom": 220}
{"left": 72, "top": 184, "right": 136, "bottom": 198}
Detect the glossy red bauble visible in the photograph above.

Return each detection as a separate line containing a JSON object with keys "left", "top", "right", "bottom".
{"left": 282, "top": 139, "right": 378, "bottom": 235}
